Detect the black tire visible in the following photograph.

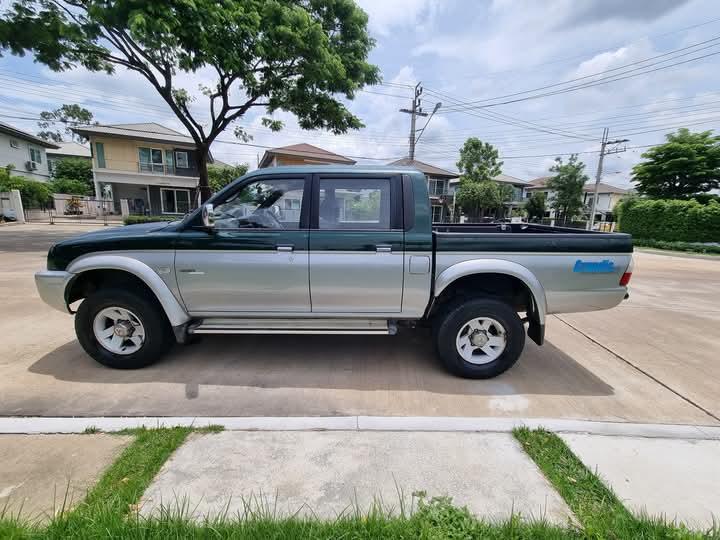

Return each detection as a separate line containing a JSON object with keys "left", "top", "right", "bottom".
{"left": 75, "top": 288, "right": 171, "bottom": 369}
{"left": 434, "top": 298, "right": 525, "bottom": 379}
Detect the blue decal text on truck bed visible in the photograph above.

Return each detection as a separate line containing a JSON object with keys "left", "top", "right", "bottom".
{"left": 573, "top": 259, "right": 615, "bottom": 273}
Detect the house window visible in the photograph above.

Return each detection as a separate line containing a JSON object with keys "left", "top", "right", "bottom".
{"left": 139, "top": 147, "right": 165, "bottom": 174}
{"left": 29, "top": 146, "right": 42, "bottom": 165}
{"left": 160, "top": 188, "right": 191, "bottom": 214}
{"left": 175, "top": 151, "right": 189, "bottom": 168}
{"left": 432, "top": 205, "right": 444, "bottom": 223}
{"left": 9, "top": 139, "right": 19, "bottom": 148}
{"left": 428, "top": 178, "right": 447, "bottom": 196}
{"left": 95, "top": 142, "right": 106, "bottom": 168}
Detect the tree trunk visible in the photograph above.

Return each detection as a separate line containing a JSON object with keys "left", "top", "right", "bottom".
{"left": 197, "top": 145, "right": 212, "bottom": 204}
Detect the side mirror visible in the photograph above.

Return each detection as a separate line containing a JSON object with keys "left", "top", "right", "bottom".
{"left": 201, "top": 203, "right": 215, "bottom": 228}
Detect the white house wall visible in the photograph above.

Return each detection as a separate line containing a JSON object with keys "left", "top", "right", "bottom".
{"left": 0, "top": 132, "right": 52, "bottom": 182}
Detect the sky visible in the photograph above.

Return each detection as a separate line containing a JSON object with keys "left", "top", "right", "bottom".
{"left": 1, "top": 0, "right": 720, "bottom": 187}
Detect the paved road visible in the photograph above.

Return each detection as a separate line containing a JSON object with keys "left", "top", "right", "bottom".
{"left": 1, "top": 223, "right": 718, "bottom": 424}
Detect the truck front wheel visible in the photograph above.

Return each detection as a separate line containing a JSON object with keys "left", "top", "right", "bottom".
{"left": 434, "top": 298, "right": 525, "bottom": 379}
{"left": 75, "top": 288, "right": 171, "bottom": 369}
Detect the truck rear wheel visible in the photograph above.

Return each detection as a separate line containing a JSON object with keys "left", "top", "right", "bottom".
{"left": 434, "top": 298, "right": 525, "bottom": 379}
{"left": 75, "top": 288, "right": 171, "bottom": 369}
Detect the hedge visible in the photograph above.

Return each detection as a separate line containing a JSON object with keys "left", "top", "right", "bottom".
{"left": 617, "top": 198, "right": 720, "bottom": 242}
{"left": 123, "top": 215, "right": 178, "bottom": 225}
{"left": 632, "top": 238, "right": 720, "bottom": 255}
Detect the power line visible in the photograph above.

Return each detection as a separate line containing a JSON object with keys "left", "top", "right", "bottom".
{"left": 419, "top": 15, "right": 720, "bottom": 84}
{"left": 438, "top": 36, "right": 720, "bottom": 112}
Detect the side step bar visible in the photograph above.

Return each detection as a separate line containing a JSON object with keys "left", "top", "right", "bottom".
{"left": 189, "top": 318, "right": 397, "bottom": 335}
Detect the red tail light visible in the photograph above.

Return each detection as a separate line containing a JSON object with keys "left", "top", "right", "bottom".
{"left": 619, "top": 272, "right": 632, "bottom": 286}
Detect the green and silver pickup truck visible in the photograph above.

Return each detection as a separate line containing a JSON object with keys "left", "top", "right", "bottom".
{"left": 35, "top": 165, "right": 633, "bottom": 378}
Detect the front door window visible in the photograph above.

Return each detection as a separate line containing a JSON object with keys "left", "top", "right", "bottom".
{"left": 213, "top": 178, "right": 305, "bottom": 229}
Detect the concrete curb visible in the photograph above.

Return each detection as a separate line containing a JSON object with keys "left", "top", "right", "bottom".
{"left": 0, "top": 416, "right": 718, "bottom": 439}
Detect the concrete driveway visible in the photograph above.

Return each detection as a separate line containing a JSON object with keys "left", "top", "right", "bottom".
{"left": 1, "top": 223, "right": 717, "bottom": 425}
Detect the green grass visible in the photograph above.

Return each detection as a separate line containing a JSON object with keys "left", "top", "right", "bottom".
{"left": 1, "top": 426, "right": 716, "bottom": 539}
{"left": 514, "top": 427, "right": 717, "bottom": 540}
{"left": 633, "top": 238, "right": 720, "bottom": 255}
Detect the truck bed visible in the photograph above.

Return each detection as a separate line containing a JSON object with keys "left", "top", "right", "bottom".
{"left": 432, "top": 223, "right": 633, "bottom": 253}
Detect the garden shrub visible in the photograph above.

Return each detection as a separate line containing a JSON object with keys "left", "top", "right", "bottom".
{"left": 617, "top": 197, "right": 720, "bottom": 242}
{"left": 123, "top": 215, "right": 178, "bottom": 225}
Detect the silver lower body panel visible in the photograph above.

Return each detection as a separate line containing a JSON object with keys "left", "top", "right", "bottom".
{"left": 189, "top": 318, "right": 395, "bottom": 335}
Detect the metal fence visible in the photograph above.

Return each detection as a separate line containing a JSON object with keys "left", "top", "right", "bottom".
{"left": 25, "top": 195, "right": 121, "bottom": 225}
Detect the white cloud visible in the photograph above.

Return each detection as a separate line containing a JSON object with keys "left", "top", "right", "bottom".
{"left": 357, "top": 0, "right": 443, "bottom": 36}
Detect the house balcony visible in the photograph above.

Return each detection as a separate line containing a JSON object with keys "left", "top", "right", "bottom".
{"left": 93, "top": 161, "right": 199, "bottom": 189}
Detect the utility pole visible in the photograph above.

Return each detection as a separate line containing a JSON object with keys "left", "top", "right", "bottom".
{"left": 399, "top": 82, "right": 428, "bottom": 160}
{"left": 589, "top": 128, "right": 628, "bottom": 229}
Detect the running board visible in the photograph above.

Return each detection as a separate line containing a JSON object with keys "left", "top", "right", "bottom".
{"left": 189, "top": 318, "right": 396, "bottom": 335}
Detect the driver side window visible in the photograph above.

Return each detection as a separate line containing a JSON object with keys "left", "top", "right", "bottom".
{"left": 213, "top": 178, "right": 305, "bottom": 229}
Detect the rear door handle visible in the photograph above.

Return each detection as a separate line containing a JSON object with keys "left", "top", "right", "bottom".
{"left": 179, "top": 269, "right": 205, "bottom": 275}
{"left": 376, "top": 245, "right": 392, "bottom": 253}
{"left": 276, "top": 244, "right": 294, "bottom": 253}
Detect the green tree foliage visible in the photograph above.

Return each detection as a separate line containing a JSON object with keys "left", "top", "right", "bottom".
{"left": 456, "top": 138, "right": 503, "bottom": 183}
{"left": 48, "top": 178, "right": 91, "bottom": 196}
{"left": 52, "top": 157, "right": 93, "bottom": 182}
{"left": 455, "top": 179, "right": 502, "bottom": 221}
{"left": 207, "top": 163, "right": 249, "bottom": 193}
{"left": 455, "top": 138, "right": 504, "bottom": 221}
{"left": 0, "top": 167, "right": 51, "bottom": 207}
{"left": 347, "top": 190, "right": 380, "bottom": 220}
{"left": 0, "top": 1, "right": 380, "bottom": 201}
{"left": 37, "top": 104, "right": 96, "bottom": 143}
{"left": 632, "top": 128, "right": 720, "bottom": 199}
{"left": 525, "top": 192, "right": 546, "bottom": 221}
{"left": 616, "top": 197, "right": 720, "bottom": 242}
{"left": 547, "top": 155, "right": 588, "bottom": 223}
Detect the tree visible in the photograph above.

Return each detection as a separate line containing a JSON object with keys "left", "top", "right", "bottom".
{"left": 455, "top": 138, "right": 504, "bottom": 221}
{"left": 455, "top": 179, "right": 501, "bottom": 222}
{"left": 0, "top": 1, "right": 379, "bottom": 201}
{"left": 208, "top": 163, "right": 249, "bottom": 193}
{"left": 37, "top": 104, "right": 95, "bottom": 142}
{"left": 52, "top": 157, "right": 93, "bottom": 183}
{"left": 49, "top": 177, "right": 91, "bottom": 195}
{"left": 456, "top": 138, "right": 503, "bottom": 183}
{"left": 0, "top": 167, "right": 51, "bottom": 207}
{"left": 547, "top": 154, "right": 587, "bottom": 224}
{"left": 632, "top": 128, "right": 720, "bottom": 199}
{"left": 496, "top": 183, "right": 514, "bottom": 218}
{"left": 525, "top": 191, "right": 546, "bottom": 221}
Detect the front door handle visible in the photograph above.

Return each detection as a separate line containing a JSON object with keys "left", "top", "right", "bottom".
{"left": 179, "top": 269, "right": 205, "bottom": 275}
{"left": 276, "top": 244, "right": 294, "bottom": 253}
{"left": 376, "top": 245, "right": 392, "bottom": 253}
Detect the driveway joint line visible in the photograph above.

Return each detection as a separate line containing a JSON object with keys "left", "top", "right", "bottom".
{"left": 553, "top": 315, "right": 720, "bottom": 424}
{"left": 0, "top": 416, "right": 717, "bottom": 439}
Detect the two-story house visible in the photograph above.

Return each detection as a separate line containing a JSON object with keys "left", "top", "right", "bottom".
{"left": 526, "top": 176, "right": 630, "bottom": 221}
{"left": 448, "top": 172, "right": 528, "bottom": 220}
{"left": 524, "top": 176, "right": 556, "bottom": 218}
{"left": 388, "top": 158, "right": 459, "bottom": 222}
{"left": 73, "top": 123, "right": 206, "bottom": 216}
{"left": 583, "top": 182, "right": 630, "bottom": 222}
{"left": 0, "top": 121, "right": 59, "bottom": 181}
{"left": 258, "top": 143, "right": 356, "bottom": 168}
{"left": 46, "top": 141, "right": 92, "bottom": 175}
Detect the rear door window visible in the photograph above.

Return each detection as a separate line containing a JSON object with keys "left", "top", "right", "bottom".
{"left": 318, "top": 178, "right": 391, "bottom": 230}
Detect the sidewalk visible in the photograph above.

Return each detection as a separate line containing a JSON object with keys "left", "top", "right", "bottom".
{"left": 1, "top": 420, "right": 718, "bottom": 531}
